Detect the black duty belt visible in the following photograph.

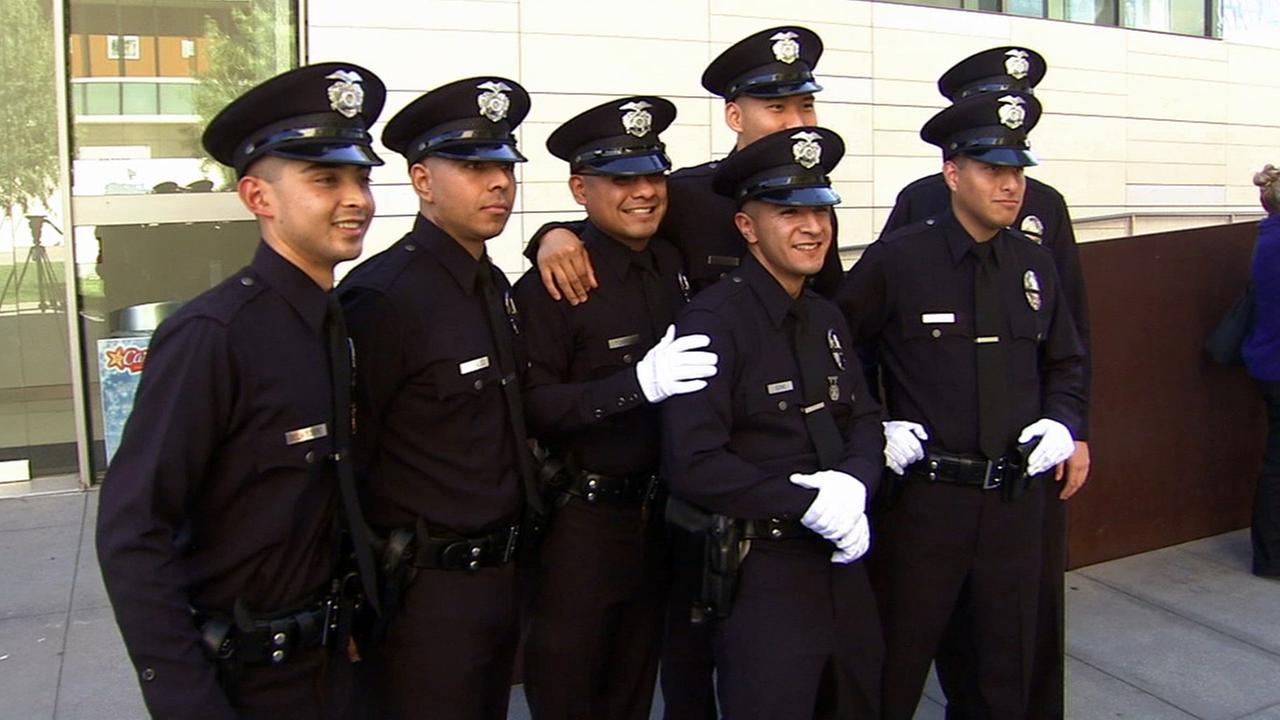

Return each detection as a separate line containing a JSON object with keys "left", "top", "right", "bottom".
{"left": 196, "top": 593, "right": 344, "bottom": 667}
{"left": 909, "top": 451, "right": 1028, "bottom": 491}
{"left": 408, "top": 520, "right": 520, "bottom": 572}
{"left": 739, "top": 516, "right": 810, "bottom": 540}
{"left": 561, "top": 469, "right": 660, "bottom": 507}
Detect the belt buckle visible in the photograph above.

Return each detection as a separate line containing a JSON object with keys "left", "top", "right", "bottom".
{"left": 982, "top": 458, "right": 1005, "bottom": 490}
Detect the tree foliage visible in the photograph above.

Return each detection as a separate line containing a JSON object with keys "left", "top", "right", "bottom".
{"left": 0, "top": 0, "right": 58, "bottom": 216}
{"left": 194, "top": 0, "right": 296, "bottom": 188}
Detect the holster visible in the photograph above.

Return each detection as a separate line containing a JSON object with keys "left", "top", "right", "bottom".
{"left": 666, "top": 496, "right": 743, "bottom": 626}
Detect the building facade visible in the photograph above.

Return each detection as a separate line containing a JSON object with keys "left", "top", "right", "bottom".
{"left": 2, "top": 0, "right": 1277, "bottom": 491}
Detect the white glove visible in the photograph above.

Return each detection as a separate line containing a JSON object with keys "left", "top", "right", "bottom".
{"left": 790, "top": 470, "right": 867, "bottom": 543}
{"left": 636, "top": 325, "right": 718, "bottom": 403}
{"left": 830, "top": 513, "right": 871, "bottom": 564}
{"left": 883, "top": 420, "right": 928, "bottom": 475}
{"left": 1017, "top": 418, "right": 1076, "bottom": 476}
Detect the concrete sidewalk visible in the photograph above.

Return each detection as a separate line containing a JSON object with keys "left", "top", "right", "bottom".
{"left": 2, "top": 490, "right": 1278, "bottom": 719}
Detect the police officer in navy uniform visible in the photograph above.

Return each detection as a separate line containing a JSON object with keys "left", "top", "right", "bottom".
{"left": 875, "top": 47, "right": 1089, "bottom": 720}
{"left": 516, "top": 96, "right": 718, "bottom": 720}
{"left": 527, "top": 26, "right": 844, "bottom": 307}
{"left": 840, "top": 90, "right": 1086, "bottom": 719}
{"left": 338, "top": 77, "right": 537, "bottom": 720}
{"left": 97, "top": 62, "right": 385, "bottom": 719}
{"left": 663, "top": 126, "right": 884, "bottom": 719}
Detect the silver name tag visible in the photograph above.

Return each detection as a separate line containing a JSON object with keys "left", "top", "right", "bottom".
{"left": 922, "top": 312, "right": 956, "bottom": 324}
{"left": 459, "top": 356, "right": 491, "bottom": 375}
{"left": 975, "top": 336, "right": 1001, "bottom": 344}
{"left": 767, "top": 380, "right": 795, "bottom": 395}
{"left": 607, "top": 334, "right": 641, "bottom": 350}
{"left": 284, "top": 423, "right": 328, "bottom": 446}
{"left": 707, "top": 255, "right": 740, "bottom": 268}
{"left": 802, "top": 402, "right": 826, "bottom": 414}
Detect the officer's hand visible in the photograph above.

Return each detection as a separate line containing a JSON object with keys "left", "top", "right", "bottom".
{"left": 830, "top": 513, "right": 871, "bottom": 564}
{"left": 790, "top": 470, "right": 867, "bottom": 541}
{"left": 1059, "top": 440, "right": 1090, "bottom": 500}
{"left": 883, "top": 420, "right": 928, "bottom": 475}
{"left": 536, "top": 228, "right": 597, "bottom": 305}
{"left": 636, "top": 325, "right": 718, "bottom": 403}
{"left": 1017, "top": 418, "right": 1076, "bottom": 477}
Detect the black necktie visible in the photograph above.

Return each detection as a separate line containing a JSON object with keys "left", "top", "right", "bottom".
{"left": 788, "top": 296, "right": 845, "bottom": 469}
{"left": 476, "top": 258, "right": 547, "bottom": 520}
{"left": 633, "top": 249, "right": 672, "bottom": 340}
{"left": 973, "top": 243, "right": 1012, "bottom": 460}
{"left": 324, "top": 293, "right": 379, "bottom": 611}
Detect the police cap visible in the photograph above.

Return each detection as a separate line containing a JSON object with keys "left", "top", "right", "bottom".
{"left": 202, "top": 62, "right": 386, "bottom": 177}
{"left": 701, "top": 26, "right": 823, "bottom": 100}
{"left": 546, "top": 96, "right": 676, "bottom": 176}
{"left": 712, "top": 125, "right": 843, "bottom": 207}
{"left": 938, "top": 46, "right": 1046, "bottom": 101}
{"left": 921, "top": 90, "right": 1041, "bottom": 167}
{"left": 382, "top": 76, "right": 530, "bottom": 166}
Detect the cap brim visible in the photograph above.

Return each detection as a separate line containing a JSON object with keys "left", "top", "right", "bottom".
{"left": 268, "top": 143, "right": 384, "bottom": 167}
{"left": 963, "top": 147, "right": 1038, "bottom": 167}
{"left": 754, "top": 186, "right": 841, "bottom": 207}
{"left": 737, "top": 79, "right": 823, "bottom": 99}
{"left": 581, "top": 153, "right": 672, "bottom": 176}
{"left": 433, "top": 143, "right": 528, "bottom": 163}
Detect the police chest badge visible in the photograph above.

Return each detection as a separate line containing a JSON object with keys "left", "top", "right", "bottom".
{"left": 326, "top": 70, "right": 365, "bottom": 118}
{"left": 1020, "top": 214, "right": 1044, "bottom": 242}
{"left": 997, "top": 95, "right": 1026, "bottom": 130}
{"left": 477, "top": 81, "right": 512, "bottom": 123}
{"left": 620, "top": 100, "right": 653, "bottom": 138}
{"left": 791, "top": 131, "right": 822, "bottom": 169}
{"left": 1005, "top": 49, "right": 1031, "bottom": 80}
{"left": 771, "top": 31, "right": 801, "bottom": 64}
{"left": 677, "top": 271, "right": 692, "bottom": 303}
{"left": 1023, "top": 270, "right": 1042, "bottom": 311}
{"left": 504, "top": 290, "right": 521, "bottom": 334}
{"left": 827, "top": 328, "right": 847, "bottom": 370}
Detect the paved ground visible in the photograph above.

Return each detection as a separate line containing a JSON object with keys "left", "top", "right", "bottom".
{"left": 2, "top": 489, "right": 1278, "bottom": 719}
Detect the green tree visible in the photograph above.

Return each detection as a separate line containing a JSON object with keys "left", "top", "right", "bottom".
{"left": 0, "top": 0, "right": 58, "bottom": 217}
{"left": 194, "top": 0, "right": 296, "bottom": 188}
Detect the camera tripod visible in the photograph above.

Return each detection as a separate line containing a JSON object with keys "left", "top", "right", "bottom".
{"left": 0, "top": 215, "right": 64, "bottom": 312}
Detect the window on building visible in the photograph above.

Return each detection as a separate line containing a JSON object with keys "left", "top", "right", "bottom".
{"left": 68, "top": 0, "right": 298, "bottom": 481}
{"left": 105, "top": 34, "right": 140, "bottom": 60}
{"left": 878, "top": 0, "right": 1214, "bottom": 35}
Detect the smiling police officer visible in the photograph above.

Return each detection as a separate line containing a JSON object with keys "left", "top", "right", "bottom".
{"left": 97, "top": 62, "right": 384, "bottom": 720}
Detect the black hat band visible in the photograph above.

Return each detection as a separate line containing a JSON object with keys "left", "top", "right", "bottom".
{"left": 955, "top": 78, "right": 1034, "bottom": 101}
{"left": 726, "top": 66, "right": 816, "bottom": 99}
{"left": 239, "top": 123, "right": 371, "bottom": 163}
{"left": 736, "top": 170, "right": 829, "bottom": 202}
{"left": 411, "top": 125, "right": 516, "bottom": 158}
{"left": 946, "top": 133, "right": 1029, "bottom": 157}
{"left": 570, "top": 140, "right": 668, "bottom": 169}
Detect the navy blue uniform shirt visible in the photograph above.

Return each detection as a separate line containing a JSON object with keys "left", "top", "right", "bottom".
{"left": 663, "top": 254, "right": 884, "bottom": 521}
{"left": 880, "top": 173, "right": 1091, "bottom": 437}
{"left": 515, "top": 222, "right": 688, "bottom": 476}
{"left": 841, "top": 211, "right": 1087, "bottom": 456}
{"left": 340, "top": 214, "right": 524, "bottom": 535}
{"left": 97, "top": 242, "right": 340, "bottom": 719}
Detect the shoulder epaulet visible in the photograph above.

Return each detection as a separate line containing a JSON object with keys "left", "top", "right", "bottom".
{"left": 671, "top": 160, "right": 717, "bottom": 181}
{"left": 881, "top": 215, "right": 940, "bottom": 244}
{"left": 178, "top": 268, "right": 268, "bottom": 327}
{"left": 340, "top": 236, "right": 426, "bottom": 292}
